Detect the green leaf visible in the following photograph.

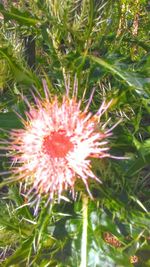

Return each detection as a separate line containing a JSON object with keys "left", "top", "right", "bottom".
{"left": 0, "top": 4, "right": 39, "bottom": 26}
{"left": 125, "top": 154, "right": 150, "bottom": 176}
{"left": 139, "top": 139, "right": 150, "bottom": 157}
{"left": 89, "top": 55, "right": 150, "bottom": 92}
{"left": 0, "top": 47, "right": 41, "bottom": 86}
{"left": 0, "top": 112, "right": 22, "bottom": 129}
{"left": 4, "top": 236, "right": 34, "bottom": 267}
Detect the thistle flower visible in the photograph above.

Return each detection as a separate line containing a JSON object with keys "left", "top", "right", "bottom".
{"left": 0, "top": 81, "right": 117, "bottom": 207}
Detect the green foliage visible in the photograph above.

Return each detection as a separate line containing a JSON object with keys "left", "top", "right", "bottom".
{"left": 0, "top": 0, "right": 149, "bottom": 266}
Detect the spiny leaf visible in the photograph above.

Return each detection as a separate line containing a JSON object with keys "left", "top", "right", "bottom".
{"left": 0, "top": 4, "right": 39, "bottom": 26}
{"left": 0, "top": 47, "right": 40, "bottom": 86}
{"left": 89, "top": 55, "right": 150, "bottom": 91}
{"left": 3, "top": 236, "right": 34, "bottom": 267}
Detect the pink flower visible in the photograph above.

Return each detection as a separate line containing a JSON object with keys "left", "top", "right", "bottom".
{"left": 1, "top": 82, "right": 115, "bottom": 206}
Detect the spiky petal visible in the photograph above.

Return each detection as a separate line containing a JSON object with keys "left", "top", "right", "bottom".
{"left": 2, "top": 92, "right": 112, "bottom": 202}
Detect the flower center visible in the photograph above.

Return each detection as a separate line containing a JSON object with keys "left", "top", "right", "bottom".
{"left": 42, "top": 129, "right": 74, "bottom": 158}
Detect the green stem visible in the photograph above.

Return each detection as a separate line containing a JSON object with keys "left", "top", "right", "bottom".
{"left": 80, "top": 194, "right": 88, "bottom": 267}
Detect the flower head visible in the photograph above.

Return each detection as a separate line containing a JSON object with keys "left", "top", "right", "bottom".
{"left": 1, "top": 83, "right": 113, "bottom": 204}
